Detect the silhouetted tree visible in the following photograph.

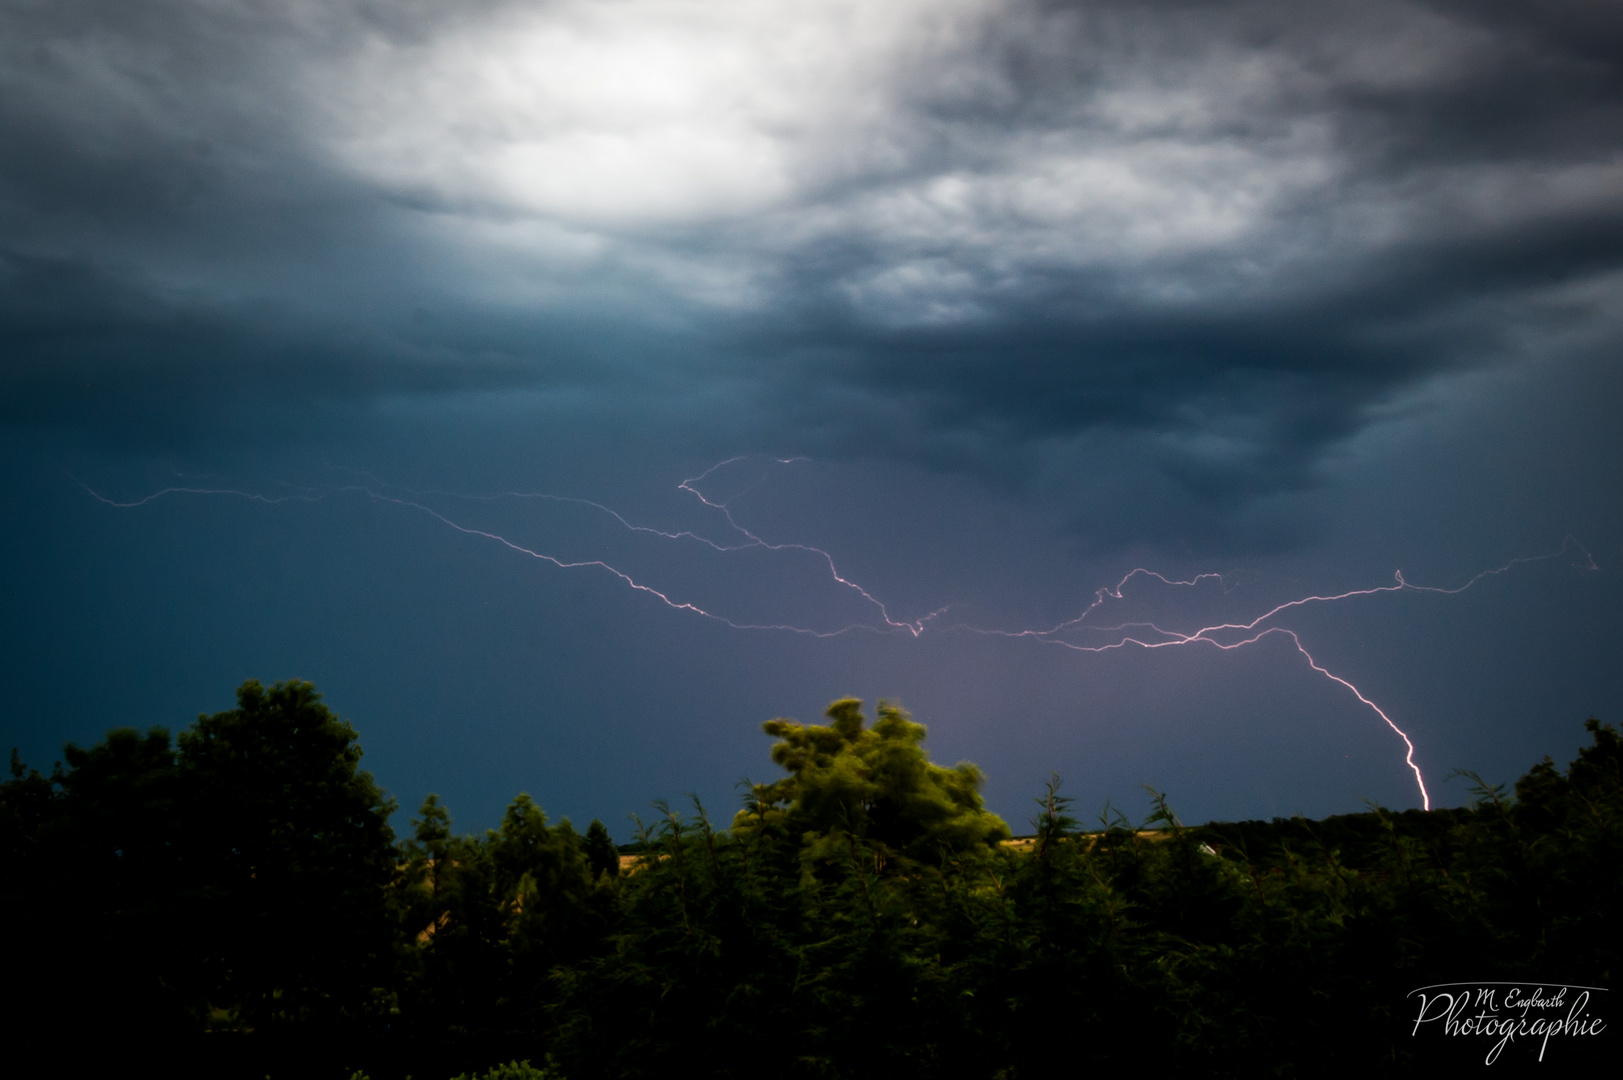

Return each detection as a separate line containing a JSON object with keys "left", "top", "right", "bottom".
{"left": 179, "top": 679, "right": 398, "bottom": 1028}
{"left": 584, "top": 818, "right": 620, "bottom": 882}
{"left": 9, "top": 684, "right": 1621, "bottom": 1078}
{"left": 3, "top": 728, "right": 201, "bottom": 1040}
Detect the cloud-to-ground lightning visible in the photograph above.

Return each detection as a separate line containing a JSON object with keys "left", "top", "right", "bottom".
{"left": 962, "top": 539, "right": 1596, "bottom": 810}
{"left": 79, "top": 459, "right": 1598, "bottom": 810}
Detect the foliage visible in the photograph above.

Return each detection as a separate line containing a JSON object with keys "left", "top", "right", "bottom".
{"left": 181, "top": 679, "right": 401, "bottom": 1028}
{"left": 447, "top": 1059, "right": 563, "bottom": 1080}
{"left": 551, "top": 712, "right": 1622, "bottom": 1079}
{"left": 5, "top": 686, "right": 1619, "bottom": 1078}
{"left": 1, "top": 679, "right": 399, "bottom": 1056}
{"left": 393, "top": 789, "right": 605, "bottom": 1038}
{"left": 583, "top": 818, "right": 620, "bottom": 882}
{"left": 732, "top": 697, "right": 1010, "bottom": 868}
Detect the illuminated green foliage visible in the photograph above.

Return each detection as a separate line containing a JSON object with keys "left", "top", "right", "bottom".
{"left": 733, "top": 698, "right": 1010, "bottom": 867}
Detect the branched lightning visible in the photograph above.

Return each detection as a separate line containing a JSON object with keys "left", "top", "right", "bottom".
{"left": 79, "top": 459, "right": 1598, "bottom": 811}
{"left": 956, "top": 539, "right": 1595, "bottom": 810}
{"left": 677, "top": 457, "right": 947, "bottom": 636}
{"left": 76, "top": 474, "right": 869, "bottom": 638}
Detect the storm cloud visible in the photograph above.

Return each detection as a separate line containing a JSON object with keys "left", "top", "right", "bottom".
{"left": 5, "top": 0, "right": 1619, "bottom": 507}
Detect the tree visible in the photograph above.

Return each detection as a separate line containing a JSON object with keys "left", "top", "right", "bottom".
{"left": 55, "top": 727, "right": 200, "bottom": 1022}
{"left": 1, "top": 747, "right": 58, "bottom": 871}
{"left": 584, "top": 818, "right": 620, "bottom": 882}
{"left": 179, "top": 679, "right": 398, "bottom": 1028}
{"left": 2, "top": 727, "right": 211, "bottom": 1041}
{"left": 488, "top": 794, "right": 599, "bottom": 972}
{"left": 396, "top": 791, "right": 606, "bottom": 1040}
{"left": 733, "top": 698, "right": 1009, "bottom": 867}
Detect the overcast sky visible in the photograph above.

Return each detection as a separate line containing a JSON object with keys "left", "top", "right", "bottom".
{"left": 4, "top": 0, "right": 1620, "bottom": 835}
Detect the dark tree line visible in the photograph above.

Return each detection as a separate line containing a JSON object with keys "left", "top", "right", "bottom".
{"left": 2, "top": 681, "right": 399, "bottom": 1062}
{"left": 3, "top": 682, "right": 1618, "bottom": 1077}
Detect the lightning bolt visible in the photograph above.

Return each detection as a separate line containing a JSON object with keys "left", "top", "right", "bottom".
{"left": 78, "top": 460, "right": 1598, "bottom": 811}
{"left": 677, "top": 457, "right": 946, "bottom": 635}
{"left": 959, "top": 540, "right": 1595, "bottom": 811}
{"left": 76, "top": 474, "right": 873, "bottom": 638}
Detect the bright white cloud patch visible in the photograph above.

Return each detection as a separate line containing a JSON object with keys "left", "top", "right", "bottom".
{"left": 329, "top": 0, "right": 942, "bottom": 223}
{"left": 318, "top": 0, "right": 1359, "bottom": 322}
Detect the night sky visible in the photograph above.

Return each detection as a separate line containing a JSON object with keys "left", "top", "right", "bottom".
{"left": 4, "top": 0, "right": 1621, "bottom": 838}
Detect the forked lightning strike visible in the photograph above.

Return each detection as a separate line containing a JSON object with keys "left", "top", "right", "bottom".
{"left": 79, "top": 460, "right": 1598, "bottom": 811}
{"left": 963, "top": 545, "right": 1596, "bottom": 809}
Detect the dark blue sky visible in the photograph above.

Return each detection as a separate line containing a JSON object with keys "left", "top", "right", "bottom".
{"left": 3, "top": 0, "right": 1621, "bottom": 837}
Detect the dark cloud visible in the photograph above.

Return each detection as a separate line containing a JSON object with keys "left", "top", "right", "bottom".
{"left": 1, "top": 0, "right": 1619, "bottom": 541}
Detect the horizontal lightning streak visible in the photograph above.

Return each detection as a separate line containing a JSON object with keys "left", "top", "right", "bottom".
{"left": 678, "top": 457, "right": 943, "bottom": 636}
{"left": 79, "top": 460, "right": 1597, "bottom": 813}
{"left": 76, "top": 483, "right": 320, "bottom": 508}
{"left": 364, "top": 492, "right": 875, "bottom": 639}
